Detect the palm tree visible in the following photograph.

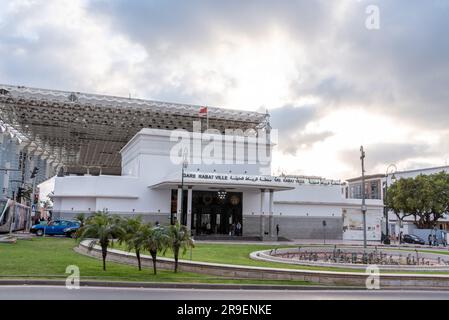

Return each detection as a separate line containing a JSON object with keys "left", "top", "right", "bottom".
{"left": 166, "top": 222, "right": 194, "bottom": 273}
{"left": 78, "top": 212, "right": 124, "bottom": 271}
{"left": 143, "top": 224, "right": 168, "bottom": 275}
{"left": 74, "top": 213, "right": 86, "bottom": 227}
{"left": 118, "top": 216, "right": 146, "bottom": 271}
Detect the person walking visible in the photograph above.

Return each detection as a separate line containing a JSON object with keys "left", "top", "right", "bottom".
{"left": 276, "top": 224, "right": 280, "bottom": 238}
{"left": 236, "top": 222, "right": 242, "bottom": 236}
{"left": 428, "top": 234, "right": 432, "bottom": 246}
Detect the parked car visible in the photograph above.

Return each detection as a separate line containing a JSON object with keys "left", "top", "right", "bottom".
{"left": 30, "top": 220, "right": 80, "bottom": 238}
{"left": 402, "top": 234, "right": 426, "bottom": 245}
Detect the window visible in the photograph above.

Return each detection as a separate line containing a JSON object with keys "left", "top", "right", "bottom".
{"left": 369, "top": 180, "right": 381, "bottom": 199}
{"left": 348, "top": 180, "right": 382, "bottom": 199}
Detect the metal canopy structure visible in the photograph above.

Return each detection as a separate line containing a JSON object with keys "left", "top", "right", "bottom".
{"left": 0, "top": 84, "right": 268, "bottom": 175}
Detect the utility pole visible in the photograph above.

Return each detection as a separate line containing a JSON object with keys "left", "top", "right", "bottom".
{"left": 29, "top": 167, "right": 39, "bottom": 231}
{"left": 180, "top": 150, "right": 188, "bottom": 226}
{"left": 360, "top": 146, "right": 367, "bottom": 249}
{"left": 323, "top": 220, "right": 327, "bottom": 245}
{"left": 383, "top": 164, "right": 397, "bottom": 245}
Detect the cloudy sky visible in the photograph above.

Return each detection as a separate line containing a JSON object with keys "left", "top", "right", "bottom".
{"left": 1, "top": 0, "right": 448, "bottom": 179}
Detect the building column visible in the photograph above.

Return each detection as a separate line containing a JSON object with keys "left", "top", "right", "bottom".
{"left": 260, "top": 189, "right": 266, "bottom": 239}
{"left": 269, "top": 189, "right": 274, "bottom": 238}
{"left": 176, "top": 185, "right": 182, "bottom": 224}
{"left": 187, "top": 187, "right": 193, "bottom": 232}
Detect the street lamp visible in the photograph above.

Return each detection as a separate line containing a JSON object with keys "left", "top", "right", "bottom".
{"left": 383, "top": 164, "right": 397, "bottom": 245}
{"left": 360, "top": 146, "right": 367, "bottom": 249}
{"left": 322, "top": 220, "right": 327, "bottom": 245}
{"left": 179, "top": 149, "right": 189, "bottom": 226}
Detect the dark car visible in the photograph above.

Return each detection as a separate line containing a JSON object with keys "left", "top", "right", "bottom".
{"left": 402, "top": 234, "right": 426, "bottom": 245}
{"left": 30, "top": 219, "right": 80, "bottom": 238}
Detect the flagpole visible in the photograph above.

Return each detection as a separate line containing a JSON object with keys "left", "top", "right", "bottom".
{"left": 199, "top": 107, "right": 208, "bottom": 130}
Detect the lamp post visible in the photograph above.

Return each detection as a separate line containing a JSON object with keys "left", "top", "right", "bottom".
{"left": 383, "top": 164, "right": 397, "bottom": 245}
{"left": 323, "top": 220, "right": 327, "bottom": 245}
{"left": 360, "top": 146, "right": 367, "bottom": 249}
{"left": 180, "top": 150, "right": 188, "bottom": 226}
{"left": 28, "top": 167, "right": 39, "bottom": 231}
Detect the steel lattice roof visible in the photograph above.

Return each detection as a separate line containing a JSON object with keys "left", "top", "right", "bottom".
{"left": 0, "top": 84, "right": 268, "bottom": 175}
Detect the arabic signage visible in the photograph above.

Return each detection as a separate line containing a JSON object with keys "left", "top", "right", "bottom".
{"left": 183, "top": 172, "right": 341, "bottom": 186}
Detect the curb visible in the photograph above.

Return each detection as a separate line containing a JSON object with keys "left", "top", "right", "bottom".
{"left": 1, "top": 279, "right": 448, "bottom": 291}
{"left": 0, "top": 279, "right": 362, "bottom": 290}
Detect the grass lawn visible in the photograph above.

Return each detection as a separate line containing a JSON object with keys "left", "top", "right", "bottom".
{"left": 126, "top": 242, "right": 449, "bottom": 275}
{"left": 0, "top": 238, "right": 312, "bottom": 285}
{"left": 2, "top": 238, "right": 448, "bottom": 284}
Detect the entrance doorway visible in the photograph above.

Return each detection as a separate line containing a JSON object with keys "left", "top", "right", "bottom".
{"left": 191, "top": 191, "right": 243, "bottom": 236}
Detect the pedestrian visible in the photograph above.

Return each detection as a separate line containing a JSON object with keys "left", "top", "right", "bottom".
{"left": 276, "top": 224, "right": 280, "bottom": 238}
{"left": 236, "top": 222, "right": 242, "bottom": 236}
{"left": 433, "top": 234, "right": 438, "bottom": 246}
{"left": 230, "top": 223, "right": 235, "bottom": 236}
{"left": 428, "top": 234, "right": 432, "bottom": 246}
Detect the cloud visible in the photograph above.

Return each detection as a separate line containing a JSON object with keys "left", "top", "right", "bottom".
{"left": 269, "top": 104, "right": 333, "bottom": 155}
{"left": 270, "top": 105, "right": 317, "bottom": 135}
{"left": 282, "top": 131, "right": 334, "bottom": 156}
{"left": 339, "top": 143, "right": 438, "bottom": 176}
{"left": 294, "top": 0, "right": 449, "bottom": 129}
{"left": 87, "top": 0, "right": 333, "bottom": 47}
{"left": 0, "top": 0, "right": 448, "bottom": 178}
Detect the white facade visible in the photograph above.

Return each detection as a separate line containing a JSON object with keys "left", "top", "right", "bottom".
{"left": 52, "top": 128, "right": 383, "bottom": 240}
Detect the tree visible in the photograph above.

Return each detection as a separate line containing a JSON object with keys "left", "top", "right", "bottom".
{"left": 118, "top": 216, "right": 146, "bottom": 271}
{"left": 74, "top": 213, "right": 86, "bottom": 227}
{"left": 78, "top": 212, "right": 124, "bottom": 271}
{"left": 143, "top": 224, "right": 167, "bottom": 275}
{"left": 386, "top": 172, "right": 449, "bottom": 229}
{"left": 385, "top": 176, "right": 417, "bottom": 228}
{"left": 165, "top": 222, "right": 194, "bottom": 273}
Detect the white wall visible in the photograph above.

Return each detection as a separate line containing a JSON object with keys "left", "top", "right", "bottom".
{"left": 275, "top": 203, "right": 342, "bottom": 217}
{"left": 275, "top": 184, "right": 344, "bottom": 203}
{"left": 243, "top": 191, "right": 262, "bottom": 216}
{"left": 38, "top": 176, "right": 55, "bottom": 203}
{"left": 121, "top": 128, "right": 271, "bottom": 179}
{"left": 60, "top": 197, "right": 96, "bottom": 212}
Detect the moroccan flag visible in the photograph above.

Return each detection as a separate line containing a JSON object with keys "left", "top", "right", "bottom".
{"left": 199, "top": 106, "right": 208, "bottom": 118}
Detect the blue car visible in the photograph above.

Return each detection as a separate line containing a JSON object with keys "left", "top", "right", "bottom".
{"left": 31, "top": 220, "right": 81, "bottom": 238}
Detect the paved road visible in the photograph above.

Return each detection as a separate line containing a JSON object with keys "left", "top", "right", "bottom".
{"left": 1, "top": 286, "right": 449, "bottom": 300}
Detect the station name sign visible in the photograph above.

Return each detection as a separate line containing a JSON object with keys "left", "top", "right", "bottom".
{"left": 183, "top": 172, "right": 341, "bottom": 186}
